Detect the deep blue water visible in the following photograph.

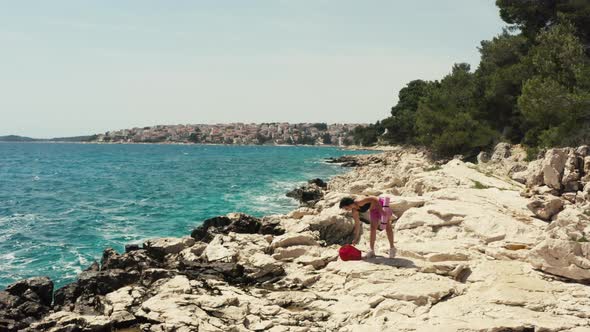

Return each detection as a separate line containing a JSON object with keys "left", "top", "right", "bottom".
{"left": 0, "top": 143, "right": 369, "bottom": 289}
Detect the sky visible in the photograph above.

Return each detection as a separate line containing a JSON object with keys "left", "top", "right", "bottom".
{"left": 0, "top": 1, "right": 506, "bottom": 138}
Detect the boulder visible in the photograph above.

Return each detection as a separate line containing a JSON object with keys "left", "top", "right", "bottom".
{"left": 270, "top": 232, "right": 319, "bottom": 249}
{"left": 387, "top": 196, "right": 426, "bottom": 217}
{"left": 562, "top": 192, "right": 577, "bottom": 203}
{"left": 52, "top": 282, "right": 82, "bottom": 310}
{"left": 477, "top": 151, "right": 490, "bottom": 164}
{"left": 542, "top": 148, "right": 569, "bottom": 190}
{"left": 78, "top": 269, "right": 140, "bottom": 295}
{"left": 101, "top": 247, "right": 160, "bottom": 271}
{"left": 490, "top": 142, "right": 511, "bottom": 162}
{"left": 583, "top": 156, "right": 590, "bottom": 183}
{"left": 521, "top": 159, "right": 544, "bottom": 187}
{"left": 304, "top": 205, "right": 354, "bottom": 245}
{"left": 225, "top": 213, "right": 263, "bottom": 233}
{"left": 191, "top": 213, "right": 262, "bottom": 242}
{"left": 0, "top": 278, "right": 54, "bottom": 331}
{"left": 259, "top": 216, "right": 286, "bottom": 235}
{"left": 526, "top": 196, "right": 564, "bottom": 221}
{"left": 527, "top": 208, "right": 590, "bottom": 282}
{"left": 272, "top": 246, "right": 309, "bottom": 261}
{"left": 529, "top": 238, "right": 590, "bottom": 282}
{"left": 287, "top": 207, "right": 317, "bottom": 220}
{"left": 176, "top": 242, "right": 208, "bottom": 265}
{"left": 562, "top": 152, "right": 583, "bottom": 192}
{"left": 203, "top": 235, "right": 239, "bottom": 263}
{"left": 102, "top": 285, "right": 147, "bottom": 328}
{"left": 124, "top": 244, "right": 140, "bottom": 253}
{"left": 286, "top": 183, "right": 324, "bottom": 206}
{"left": 308, "top": 178, "right": 327, "bottom": 188}
{"left": 5, "top": 276, "right": 53, "bottom": 307}
{"left": 245, "top": 253, "right": 285, "bottom": 280}
{"left": 84, "top": 261, "right": 100, "bottom": 272}
{"left": 510, "top": 170, "right": 528, "bottom": 184}
{"left": 191, "top": 215, "right": 233, "bottom": 242}
{"left": 325, "top": 156, "right": 360, "bottom": 167}
{"left": 576, "top": 145, "right": 590, "bottom": 157}
{"left": 348, "top": 180, "right": 373, "bottom": 194}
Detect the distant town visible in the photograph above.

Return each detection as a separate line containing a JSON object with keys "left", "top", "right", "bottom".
{"left": 90, "top": 123, "right": 366, "bottom": 146}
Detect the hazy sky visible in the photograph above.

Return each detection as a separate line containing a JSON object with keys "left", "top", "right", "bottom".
{"left": 0, "top": 1, "right": 505, "bottom": 138}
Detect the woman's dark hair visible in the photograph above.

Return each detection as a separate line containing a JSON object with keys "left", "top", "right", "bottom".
{"left": 339, "top": 197, "right": 356, "bottom": 208}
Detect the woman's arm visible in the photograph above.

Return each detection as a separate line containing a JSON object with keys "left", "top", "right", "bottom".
{"left": 351, "top": 210, "right": 361, "bottom": 245}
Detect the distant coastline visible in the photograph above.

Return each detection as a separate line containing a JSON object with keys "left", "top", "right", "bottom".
{"left": 0, "top": 140, "right": 377, "bottom": 153}
{"left": 1, "top": 122, "right": 369, "bottom": 148}
{"left": 0, "top": 135, "right": 94, "bottom": 143}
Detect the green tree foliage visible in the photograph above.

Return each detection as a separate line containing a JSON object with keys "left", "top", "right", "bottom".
{"left": 296, "top": 135, "right": 316, "bottom": 145}
{"left": 528, "top": 20, "right": 586, "bottom": 87}
{"left": 352, "top": 123, "right": 382, "bottom": 146}
{"left": 322, "top": 133, "right": 332, "bottom": 145}
{"left": 476, "top": 31, "right": 532, "bottom": 141}
{"left": 256, "top": 133, "right": 269, "bottom": 145}
{"left": 381, "top": 80, "right": 432, "bottom": 144}
{"left": 188, "top": 133, "right": 200, "bottom": 143}
{"left": 518, "top": 20, "right": 590, "bottom": 148}
{"left": 312, "top": 123, "right": 328, "bottom": 131}
{"left": 416, "top": 64, "right": 497, "bottom": 157}
{"left": 496, "top": 0, "right": 590, "bottom": 45}
{"left": 352, "top": 4, "right": 590, "bottom": 157}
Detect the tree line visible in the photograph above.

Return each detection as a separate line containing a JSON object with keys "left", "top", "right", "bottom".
{"left": 353, "top": 0, "right": 590, "bottom": 159}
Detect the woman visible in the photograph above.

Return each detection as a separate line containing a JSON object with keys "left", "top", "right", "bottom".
{"left": 339, "top": 196, "right": 396, "bottom": 258}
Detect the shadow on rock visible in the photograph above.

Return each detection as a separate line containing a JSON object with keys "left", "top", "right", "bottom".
{"left": 363, "top": 257, "right": 417, "bottom": 268}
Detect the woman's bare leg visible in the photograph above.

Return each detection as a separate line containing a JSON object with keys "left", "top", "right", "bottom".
{"left": 385, "top": 217, "right": 395, "bottom": 249}
{"left": 370, "top": 221, "right": 377, "bottom": 253}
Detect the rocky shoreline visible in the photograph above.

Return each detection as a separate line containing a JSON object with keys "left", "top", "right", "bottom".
{"left": 2, "top": 144, "right": 590, "bottom": 331}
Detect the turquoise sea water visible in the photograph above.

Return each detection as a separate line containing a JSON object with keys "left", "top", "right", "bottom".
{"left": 0, "top": 143, "right": 369, "bottom": 289}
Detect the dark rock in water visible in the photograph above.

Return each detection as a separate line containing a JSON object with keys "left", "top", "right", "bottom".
{"left": 191, "top": 216, "right": 233, "bottom": 242}
{"left": 286, "top": 183, "right": 324, "bottom": 207}
{"left": 259, "top": 217, "right": 285, "bottom": 236}
{"left": 286, "top": 187, "right": 323, "bottom": 203}
{"left": 308, "top": 178, "right": 327, "bottom": 188}
{"left": 325, "top": 156, "right": 360, "bottom": 167}
{"left": 0, "top": 277, "right": 54, "bottom": 331}
{"left": 84, "top": 261, "right": 100, "bottom": 272}
{"left": 225, "top": 213, "right": 261, "bottom": 234}
{"left": 125, "top": 244, "right": 141, "bottom": 253}
{"left": 5, "top": 277, "right": 53, "bottom": 307}
{"left": 191, "top": 213, "right": 262, "bottom": 242}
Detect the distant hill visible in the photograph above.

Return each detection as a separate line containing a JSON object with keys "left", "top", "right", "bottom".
{"left": 0, "top": 135, "right": 37, "bottom": 142}
{"left": 0, "top": 135, "right": 94, "bottom": 142}
{"left": 47, "top": 135, "right": 94, "bottom": 142}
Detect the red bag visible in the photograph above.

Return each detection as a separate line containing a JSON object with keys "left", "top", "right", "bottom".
{"left": 339, "top": 245, "right": 362, "bottom": 261}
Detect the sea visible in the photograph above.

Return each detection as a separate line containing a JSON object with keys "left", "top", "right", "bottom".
{"left": 0, "top": 143, "right": 370, "bottom": 289}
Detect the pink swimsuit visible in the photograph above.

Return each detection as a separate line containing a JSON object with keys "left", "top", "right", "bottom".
{"left": 360, "top": 198, "right": 394, "bottom": 231}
